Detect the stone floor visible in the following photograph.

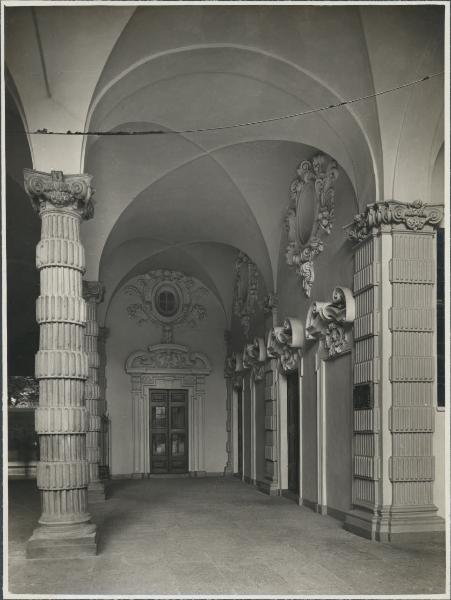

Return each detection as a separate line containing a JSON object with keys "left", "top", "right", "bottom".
{"left": 7, "top": 477, "right": 447, "bottom": 596}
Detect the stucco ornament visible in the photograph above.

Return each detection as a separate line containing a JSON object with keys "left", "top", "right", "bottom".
{"left": 233, "top": 252, "right": 260, "bottom": 338}
{"left": 242, "top": 337, "right": 267, "bottom": 381}
{"left": 345, "top": 200, "right": 443, "bottom": 242}
{"left": 126, "top": 344, "right": 211, "bottom": 375}
{"left": 231, "top": 352, "right": 245, "bottom": 389}
{"left": 262, "top": 293, "right": 279, "bottom": 314}
{"left": 267, "top": 317, "right": 304, "bottom": 373}
{"left": 305, "top": 286, "right": 355, "bottom": 359}
{"left": 285, "top": 154, "right": 339, "bottom": 297}
{"left": 24, "top": 168, "right": 95, "bottom": 219}
{"left": 124, "top": 269, "right": 208, "bottom": 343}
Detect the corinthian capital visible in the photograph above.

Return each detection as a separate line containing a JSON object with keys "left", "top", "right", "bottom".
{"left": 83, "top": 281, "right": 105, "bottom": 303}
{"left": 345, "top": 200, "right": 443, "bottom": 243}
{"left": 24, "top": 168, "right": 94, "bottom": 219}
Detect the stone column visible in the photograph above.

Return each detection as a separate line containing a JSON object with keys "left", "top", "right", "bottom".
{"left": 23, "top": 169, "right": 97, "bottom": 558}
{"left": 83, "top": 281, "right": 106, "bottom": 502}
{"left": 344, "top": 200, "right": 445, "bottom": 542}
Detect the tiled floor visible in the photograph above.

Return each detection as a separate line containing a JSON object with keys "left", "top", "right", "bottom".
{"left": 7, "top": 477, "right": 447, "bottom": 596}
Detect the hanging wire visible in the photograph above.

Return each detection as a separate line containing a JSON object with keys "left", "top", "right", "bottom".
{"left": 16, "top": 71, "right": 444, "bottom": 137}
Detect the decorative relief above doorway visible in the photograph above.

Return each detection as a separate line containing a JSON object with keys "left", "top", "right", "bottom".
{"left": 124, "top": 269, "right": 208, "bottom": 343}
{"left": 285, "top": 154, "right": 339, "bottom": 297}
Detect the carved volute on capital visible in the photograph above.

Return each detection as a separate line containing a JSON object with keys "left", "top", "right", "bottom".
{"left": 224, "top": 354, "right": 236, "bottom": 379}
{"left": 24, "top": 169, "right": 95, "bottom": 219}
{"left": 345, "top": 200, "right": 444, "bottom": 243}
{"left": 83, "top": 281, "right": 105, "bottom": 304}
{"left": 306, "top": 286, "right": 355, "bottom": 359}
{"left": 267, "top": 317, "right": 303, "bottom": 373}
{"left": 243, "top": 337, "right": 266, "bottom": 381}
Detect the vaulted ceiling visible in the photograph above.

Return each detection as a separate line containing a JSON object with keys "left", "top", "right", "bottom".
{"left": 5, "top": 4, "right": 445, "bottom": 329}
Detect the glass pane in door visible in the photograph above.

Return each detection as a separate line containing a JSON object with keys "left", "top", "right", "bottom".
{"left": 171, "top": 405, "right": 185, "bottom": 429}
{"left": 152, "top": 433, "right": 167, "bottom": 456}
{"left": 171, "top": 432, "right": 185, "bottom": 456}
{"left": 152, "top": 405, "right": 168, "bottom": 428}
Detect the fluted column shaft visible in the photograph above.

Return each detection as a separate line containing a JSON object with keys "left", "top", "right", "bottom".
{"left": 24, "top": 168, "right": 97, "bottom": 558}
{"left": 36, "top": 208, "right": 90, "bottom": 524}
{"left": 83, "top": 281, "right": 106, "bottom": 501}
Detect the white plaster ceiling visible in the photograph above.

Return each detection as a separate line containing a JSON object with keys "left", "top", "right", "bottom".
{"left": 5, "top": 4, "right": 445, "bottom": 323}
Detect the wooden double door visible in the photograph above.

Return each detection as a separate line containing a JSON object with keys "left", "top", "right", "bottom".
{"left": 149, "top": 389, "right": 188, "bottom": 474}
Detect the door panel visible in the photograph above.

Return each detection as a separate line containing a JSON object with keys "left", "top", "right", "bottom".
{"left": 287, "top": 372, "right": 300, "bottom": 494}
{"left": 150, "top": 389, "right": 188, "bottom": 473}
{"left": 237, "top": 389, "right": 243, "bottom": 477}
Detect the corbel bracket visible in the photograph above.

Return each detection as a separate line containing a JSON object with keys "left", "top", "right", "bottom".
{"left": 267, "top": 317, "right": 304, "bottom": 373}
{"left": 305, "top": 286, "right": 355, "bottom": 359}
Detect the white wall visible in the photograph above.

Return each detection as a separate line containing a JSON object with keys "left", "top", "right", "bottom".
{"left": 105, "top": 274, "right": 228, "bottom": 476}
{"left": 434, "top": 410, "right": 446, "bottom": 519}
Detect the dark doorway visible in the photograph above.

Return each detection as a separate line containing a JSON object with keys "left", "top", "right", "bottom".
{"left": 149, "top": 389, "right": 188, "bottom": 473}
{"left": 237, "top": 388, "right": 243, "bottom": 478}
{"left": 286, "top": 371, "right": 300, "bottom": 499}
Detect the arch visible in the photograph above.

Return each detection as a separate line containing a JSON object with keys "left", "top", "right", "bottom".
{"left": 83, "top": 44, "right": 379, "bottom": 206}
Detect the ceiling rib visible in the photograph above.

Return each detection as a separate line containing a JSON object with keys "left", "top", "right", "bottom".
{"left": 31, "top": 8, "right": 51, "bottom": 99}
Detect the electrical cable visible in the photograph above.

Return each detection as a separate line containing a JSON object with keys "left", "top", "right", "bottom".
{"left": 18, "top": 71, "right": 444, "bottom": 137}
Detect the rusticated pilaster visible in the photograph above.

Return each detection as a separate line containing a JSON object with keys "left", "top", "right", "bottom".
{"left": 344, "top": 200, "right": 444, "bottom": 543}
{"left": 98, "top": 326, "right": 110, "bottom": 479}
{"left": 263, "top": 363, "right": 279, "bottom": 491}
{"left": 23, "top": 168, "right": 97, "bottom": 558}
{"left": 83, "top": 281, "right": 106, "bottom": 502}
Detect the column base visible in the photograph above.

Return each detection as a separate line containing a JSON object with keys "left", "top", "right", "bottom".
{"left": 27, "top": 522, "right": 97, "bottom": 559}
{"left": 344, "top": 506, "right": 446, "bottom": 542}
{"left": 88, "top": 480, "right": 106, "bottom": 503}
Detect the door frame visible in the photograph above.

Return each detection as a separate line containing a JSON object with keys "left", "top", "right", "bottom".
{"left": 278, "top": 360, "right": 303, "bottom": 504}
{"left": 126, "top": 343, "right": 212, "bottom": 478}
{"left": 149, "top": 388, "right": 189, "bottom": 474}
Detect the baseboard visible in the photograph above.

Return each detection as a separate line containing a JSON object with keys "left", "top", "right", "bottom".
{"left": 255, "top": 479, "right": 279, "bottom": 496}
{"left": 302, "top": 498, "right": 328, "bottom": 515}
{"left": 326, "top": 505, "right": 347, "bottom": 522}
{"left": 344, "top": 506, "right": 446, "bottom": 543}
{"left": 282, "top": 489, "right": 300, "bottom": 503}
